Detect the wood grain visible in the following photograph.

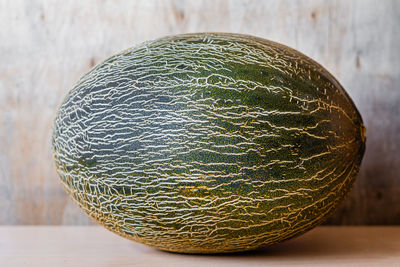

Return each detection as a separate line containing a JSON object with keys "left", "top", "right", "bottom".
{"left": 0, "top": 0, "right": 399, "bottom": 225}
{"left": 1, "top": 226, "right": 400, "bottom": 266}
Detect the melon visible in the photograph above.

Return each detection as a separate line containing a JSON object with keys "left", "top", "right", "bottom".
{"left": 52, "top": 33, "right": 365, "bottom": 253}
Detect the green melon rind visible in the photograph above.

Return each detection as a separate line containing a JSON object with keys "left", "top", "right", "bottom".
{"left": 52, "top": 33, "right": 365, "bottom": 253}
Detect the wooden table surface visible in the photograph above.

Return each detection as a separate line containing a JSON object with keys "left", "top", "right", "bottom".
{"left": 1, "top": 226, "right": 399, "bottom": 267}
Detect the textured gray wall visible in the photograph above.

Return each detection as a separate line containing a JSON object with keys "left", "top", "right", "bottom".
{"left": 0, "top": 0, "right": 399, "bottom": 225}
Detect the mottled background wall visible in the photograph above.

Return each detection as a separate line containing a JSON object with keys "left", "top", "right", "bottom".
{"left": 0, "top": 0, "right": 399, "bottom": 225}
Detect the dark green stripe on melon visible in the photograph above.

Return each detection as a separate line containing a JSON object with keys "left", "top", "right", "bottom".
{"left": 52, "top": 33, "right": 365, "bottom": 253}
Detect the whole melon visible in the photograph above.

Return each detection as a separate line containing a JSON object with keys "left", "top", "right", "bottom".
{"left": 52, "top": 33, "right": 365, "bottom": 253}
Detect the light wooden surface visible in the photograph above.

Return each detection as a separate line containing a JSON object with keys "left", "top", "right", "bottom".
{"left": 1, "top": 226, "right": 399, "bottom": 267}
{"left": 1, "top": 0, "right": 400, "bottom": 225}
